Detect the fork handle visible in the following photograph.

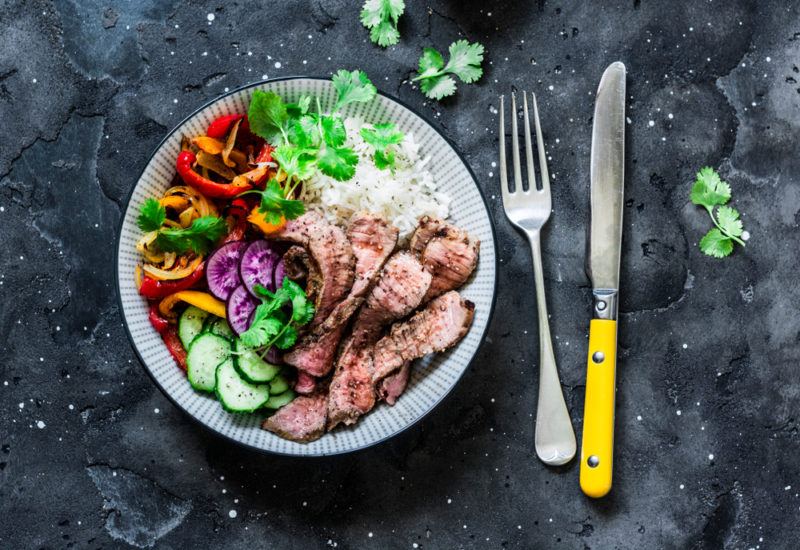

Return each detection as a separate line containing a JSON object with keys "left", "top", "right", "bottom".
{"left": 528, "top": 230, "right": 576, "bottom": 466}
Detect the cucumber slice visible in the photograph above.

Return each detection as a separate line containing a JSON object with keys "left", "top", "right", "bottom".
{"left": 186, "top": 333, "right": 231, "bottom": 392}
{"left": 179, "top": 306, "right": 210, "bottom": 349}
{"left": 215, "top": 358, "right": 270, "bottom": 412}
{"left": 233, "top": 339, "right": 281, "bottom": 383}
{"left": 264, "top": 390, "right": 296, "bottom": 410}
{"left": 208, "top": 317, "right": 235, "bottom": 340}
{"left": 269, "top": 373, "right": 290, "bottom": 395}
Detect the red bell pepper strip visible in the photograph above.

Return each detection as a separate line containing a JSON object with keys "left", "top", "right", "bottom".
{"left": 139, "top": 262, "right": 206, "bottom": 300}
{"left": 254, "top": 143, "right": 273, "bottom": 164}
{"left": 148, "top": 303, "right": 170, "bottom": 333}
{"left": 176, "top": 150, "right": 251, "bottom": 199}
{"left": 206, "top": 114, "right": 244, "bottom": 139}
{"left": 148, "top": 303, "right": 187, "bottom": 370}
{"left": 162, "top": 326, "right": 188, "bottom": 371}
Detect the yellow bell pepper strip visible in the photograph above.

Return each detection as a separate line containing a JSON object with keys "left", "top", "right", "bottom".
{"left": 159, "top": 290, "right": 226, "bottom": 319}
{"left": 247, "top": 205, "right": 286, "bottom": 235}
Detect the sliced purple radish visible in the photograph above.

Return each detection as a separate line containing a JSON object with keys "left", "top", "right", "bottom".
{"left": 266, "top": 347, "right": 281, "bottom": 364}
{"left": 273, "top": 258, "right": 286, "bottom": 290}
{"left": 226, "top": 284, "right": 259, "bottom": 335}
{"left": 206, "top": 240, "right": 248, "bottom": 300}
{"left": 240, "top": 240, "right": 279, "bottom": 297}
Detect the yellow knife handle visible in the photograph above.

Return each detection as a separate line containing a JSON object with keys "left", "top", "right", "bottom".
{"left": 580, "top": 318, "right": 618, "bottom": 498}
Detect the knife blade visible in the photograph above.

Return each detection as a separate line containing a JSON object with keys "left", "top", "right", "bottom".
{"left": 580, "top": 61, "right": 626, "bottom": 499}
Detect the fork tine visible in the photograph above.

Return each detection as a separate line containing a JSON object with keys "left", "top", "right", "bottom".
{"left": 498, "top": 95, "right": 511, "bottom": 201}
{"left": 522, "top": 92, "right": 536, "bottom": 192}
{"left": 510, "top": 92, "right": 522, "bottom": 194}
{"left": 531, "top": 93, "right": 550, "bottom": 194}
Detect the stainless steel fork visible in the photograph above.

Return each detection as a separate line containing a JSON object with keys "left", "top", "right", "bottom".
{"left": 499, "top": 92, "right": 576, "bottom": 466}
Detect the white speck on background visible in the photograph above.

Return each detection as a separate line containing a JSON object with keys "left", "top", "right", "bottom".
{"left": 274, "top": 61, "right": 282, "bottom": 69}
{"left": 742, "top": 230, "right": 750, "bottom": 241}
{"left": 368, "top": 532, "right": 373, "bottom": 538}
{"left": 709, "top": 453, "right": 715, "bottom": 460}
{"left": 207, "top": 13, "right": 215, "bottom": 22}
{"left": 680, "top": 484, "right": 685, "bottom": 489}
{"left": 668, "top": 113, "right": 674, "bottom": 119}
{"left": 18, "top": 402, "right": 23, "bottom": 409}
{"left": 766, "top": 56, "right": 771, "bottom": 62}
{"left": 682, "top": 343, "right": 688, "bottom": 349}
{"left": 648, "top": 120, "right": 655, "bottom": 127}
{"left": 637, "top": 415, "right": 642, "bottom": 421}
{"left": 228, "top": 509, "right": 237, "bottom": 518}
{"left": 154, "top": 408, "right": 160, "bottom": 414}
{"left": 676, "top": 410, "right": 682, "bottom": 416}
{"left": 36, "top": 420, "right": 46, "bottom": 429}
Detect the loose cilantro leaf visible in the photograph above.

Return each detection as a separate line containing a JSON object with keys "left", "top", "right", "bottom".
{"left": 417, "top": 47, "right": 444, "bottom": 78}
{"left": 445, "top": 40, "right": 485, "bottom": 83}
{"left": 360, "top": 0, "right": 405, "bottom": 47}
{"left": 287, "top": 115, "right": 320, "bottom": 148}
{"left": 332, "top": 70, "right": 378, "bottom": 111}
{"left": 272, "top": 145, "right": 317, "bottom": 182}
{"left": 699, "top": 228, "right": 734, "bottom": 258}
{"left": 716, "top": 206, "right": 743, "bottom": 238}
{"left": 691, "top": 166, "right": 731, "bottom": 209}
{"left": 412, "top": 40, "right": 485, "bottom": 100}
{"left": 137, "top": 198, "right": 166, "bottom": 232}
{"left": 360, "top": 123, "right": 404, "bottom": 170}
{"left": 248, "top": 90, "right": 289, "bottom": 145}
{"left": 154, "top": 216, "right": 227, "bottom": 255}
{"left": 320, "top": 115, "right": 347, "bottom": 147}
{"left": 690, "top": 167, "right": 746, "bottom": 258}
{"left": 238, "top": 277, "right": 314, "bottom": 350}
{"left": 273, "top": 324, "right": 298, "bottom": 350}
{"left": 419, "top": 75, "right": 457, "bottom": 100}
{"left": 240, "top": 316, "right": 284, "bottom": 349}
{"left": 254, "top": 179, "right": 306, "bottom": 225}
{"left": 317, "top": 146, "right": 358, "bottom": 181}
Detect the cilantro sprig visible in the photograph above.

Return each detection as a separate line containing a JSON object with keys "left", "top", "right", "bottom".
{"left": 413, "top": 40, "right": 485, "bottom": 100}
{"left": 360, "top": 0, "right": 405, "bottom": 47}
{"left": 137, "top": 198, "right": 227, "bottom": 255}
{"left": 248, "top": 69, "right": 377, "bottom": 198}
{"left": 690, "top": 167, "right": 747, "bottom": 258}
{"left": 360, "top": 123, "right": 405, "bottom": 170}
{"left": 240, "top": 278, "right": 315, "bottom": 351}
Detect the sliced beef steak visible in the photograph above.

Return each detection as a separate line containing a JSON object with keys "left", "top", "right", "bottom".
{"left": 371, "top": 291, "right": 475, "bottom": 382}
{"left": 409, "top": 215, "right": 446, "bottom": 258}
{"left": 284, "top": 213, "right": 398, "bottom": 377}
{"left": 274, "top": 211, "right": 355, "bottom": 329}
{"left": 377, "top": 361, "right": 410, "bottom": 405}
{"left": 262, "top": 392, "right": 327, "bottom": 443}
{"left": 294, "top": 371, "right": 317, "bottom": 395}
{"left": 327, "top": 252, "right": 432, "bottom": 429}
{"left": 326, "top": 340, "right": 376, "bottom": 429}
{"left": 420, "top": 224, "right": 479, "bottom": 302}
{"left": 282, "top": 245, "right": 321, "bottom": 304}
{"left": 351, "top": 252, "right": 433, "bottom": 345}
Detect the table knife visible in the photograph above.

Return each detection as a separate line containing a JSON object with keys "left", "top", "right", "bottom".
{"left": 579, "top": 61, "right": 626, "bottom": 498}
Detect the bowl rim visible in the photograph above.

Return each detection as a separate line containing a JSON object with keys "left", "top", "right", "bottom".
{"left": 115, "top": 75, "right": 499, "bottom": 457}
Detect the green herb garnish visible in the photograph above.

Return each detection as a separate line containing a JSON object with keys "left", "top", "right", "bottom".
{"left": 690, "top": 167, "right": 746, "bottom": 258}
{"left": 360, "top": 0, "right": 405, "bottom": 47}
{"left": 137, "top": 198, "right": 166, "bottom": 232}
{"left": 247, "top": 69, "right": 378, "bottom": 196}
{"left": 413, "top": 40, "right": 485, "bottom": 100}
{"left": 137, "top": 199, "right": 227, "bottom": 254}
{"left": 360, "top": 123, "right": 405, "bottom": 170}
{"left": 240, "top": 278, "right": 315, "bottom": 350}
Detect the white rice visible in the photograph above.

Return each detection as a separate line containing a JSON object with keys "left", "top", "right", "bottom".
{"left": 301, "top": 118, "right": 451, "bottom": 239}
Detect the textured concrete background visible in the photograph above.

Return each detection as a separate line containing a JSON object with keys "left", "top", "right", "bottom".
{"left": 1, "top": 1, "right": 798, "bottom": 548}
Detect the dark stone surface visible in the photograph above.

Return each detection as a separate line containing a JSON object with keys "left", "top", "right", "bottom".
{"left": 1, "top": 0, "right": 798, "bottom": 548}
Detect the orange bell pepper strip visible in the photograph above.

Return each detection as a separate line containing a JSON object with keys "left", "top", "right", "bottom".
{"left": 247, "top": 205, "right": 286, "bottom": 235}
